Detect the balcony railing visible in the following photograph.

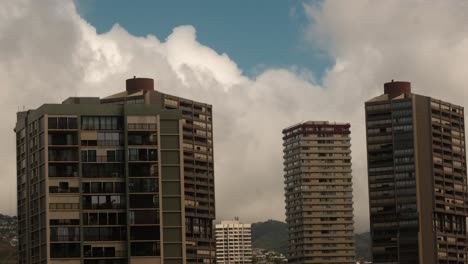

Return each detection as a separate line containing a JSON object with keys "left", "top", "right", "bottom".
{"left": 49, "top": 187, "right": 80, "bottom": 193}
{"left": 128, "top": 123, "right": 157, "bottom": 130}
{"left": 83, "top": 155, "right": 125, "bottom": 163}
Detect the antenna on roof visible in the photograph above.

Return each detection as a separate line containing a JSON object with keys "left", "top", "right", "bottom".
{"left": 133, "top": 76, "right": 136, "bottom": 79}
{"left": 391, "top": 79, "right": 394, "bottom": 82}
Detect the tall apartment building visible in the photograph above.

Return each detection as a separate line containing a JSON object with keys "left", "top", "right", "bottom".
{"left": 215, "top": 220, "right": 252, "bottom": 264}
{"left": 282, "top": 121, "right": 355, "bottom": 264}
{"left": 365, "top": 81, "right": 467, "bottom": 264}
{"left": 16, "top": 78, "right": 215, "bottom": 264}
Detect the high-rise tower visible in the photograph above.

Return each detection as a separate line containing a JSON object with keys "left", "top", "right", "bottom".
{"left": 365, "top": 81, "right": 467, "bottom": 263}
{"left": 283, "top": 121, "right": 355, "bottom": 264}
{"left": 16, "top": 78, "right": 215, "bottom": 264}
{"left": 103, "top": 78, "right": 216, "bottom": 264}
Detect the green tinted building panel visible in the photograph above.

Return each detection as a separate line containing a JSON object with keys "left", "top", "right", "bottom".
{"left": 161, "top": 151, "right": 180, "bottom": 165}
{"left": 163, "top": 212, "right": 182, "bottom": 226}
{"left": 163, "top": 228, "right": 182, "bottom": 242}
{"left": 161, "top": 166, "right": 180, "bottom": 180}
{"left": 160, "top": 135, "right": 180, "bottom": 149}
{"left": 160, "top": 120, "right": 179, "bottom": 134}
{"left": 162, "top": 182, "right": 181, "bottom": 196}
{"left": 162, "top": 197, "right": 181, "bottom": 211}
{"left": 163, "top": 243, "right": 182, "bottom": 258}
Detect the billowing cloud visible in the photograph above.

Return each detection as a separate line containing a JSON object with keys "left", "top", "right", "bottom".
{"left": 0, "top": 0, "right": 467, "bottom": 234}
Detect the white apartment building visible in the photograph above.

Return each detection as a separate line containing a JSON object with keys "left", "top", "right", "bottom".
{"left": 215, "top": 220, "right": 252, "bottom": 264}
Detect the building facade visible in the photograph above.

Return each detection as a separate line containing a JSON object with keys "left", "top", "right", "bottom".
{"left": 16, "top": 78, "right": 215, "bottom": 264}
{"left": 103, "top": 78, "right": 216, "bottom": 264}
{"left": 215, "top": 220, "right": 252, "bottom": 264}
{"left": 283, "top": 121, "right": 355, "bottom": 264}
{"left": 365, "top": 81, "right": 468, "bottom": 264}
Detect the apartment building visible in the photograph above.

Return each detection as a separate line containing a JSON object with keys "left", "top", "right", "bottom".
{"left": 16, "top": 78, "right": 215, "bottom": 264}
{"left": 102, "top": 78, "right": 215, "bottom": 263}
{"left": 215, "top": 220, "right": 252, "bottom": 264}
{"left": 365, "top": 81, "right": 467, "bottom": 263}
{"left": 282, "top": 121, "right": 355, "bottom": 264}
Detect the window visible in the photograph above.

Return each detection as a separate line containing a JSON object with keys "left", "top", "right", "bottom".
{"left": 48, "top": 117, "right": 77, "bottom": 130}
{"left": 82, "top": 150, "right": 97, "bottom": 162}
{"left": 50, "top": 243, "right": 80, "bottom": 258}
{"left": 82, "top": 116, "right": 122, "bottom": 130}
{"left": 98, "top": 132, "right": 122, "bottom": 146}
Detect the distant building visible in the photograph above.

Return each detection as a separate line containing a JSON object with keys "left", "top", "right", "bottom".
{"left": 282, "top": 121, "right": 355, "bottom": 263}
{"left": 215, "top": 220, "right": 252, "bottom": 264}
{"left": 365, "top": 81, "right": 468, "bottom": 263}
{"left": 252, "top": 248, "right": 287, "bottom": 264}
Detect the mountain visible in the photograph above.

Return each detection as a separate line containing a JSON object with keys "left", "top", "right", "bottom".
{"left": 0, "top": 240, "right": 16, "bottom": 264}
{"left": 251, "top": 220, "right": 371, "bottom": 261}
{"left": 251, "top": 220, "right": 288, "bottom": 255}
{"left": 0, "top": 214, "right": 17, "bottom": 263}
{"left": 355, "top": 231, "right": 372, "bottom": 261}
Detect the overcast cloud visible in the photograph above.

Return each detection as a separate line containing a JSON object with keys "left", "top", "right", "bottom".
{"left": 0, "top": 0, "right": 467, "bottom": 233}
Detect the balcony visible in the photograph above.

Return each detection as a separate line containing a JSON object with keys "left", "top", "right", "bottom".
{"left": 128, "top": 123, "right": 157, "bottom": 131}
{"left": 128, "top": 132, "right": 157, "bottom": 146}
{"left": 48, "top": 149, "right": 79, "bottom": 162}
{"left": 82, "top": 155, "right": 124, "bottom": 163}
{"left": 48, "top": 132, "right": 78, "bottom": 146}
{"left": 49, "top": 186, "right": 79, "bottom": 193}
{"left": 82, "top": 164, "right": 124, "bottom": 178}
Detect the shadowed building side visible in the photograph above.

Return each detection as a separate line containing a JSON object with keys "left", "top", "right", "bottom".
{"left": 365, "top": 81, "right": 467, "bottom": 264}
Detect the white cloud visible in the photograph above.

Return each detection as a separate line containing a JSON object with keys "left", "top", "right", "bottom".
{"left": 304, "top": 0, "right": 468, "bottom": 232}
{"left": 0, "top": 0, "right": 466, "bottom": 234}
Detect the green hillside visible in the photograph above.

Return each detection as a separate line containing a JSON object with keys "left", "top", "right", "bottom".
{"left": 251, "top": 220, "right": 371, "bottom": 261}
{"left": 251, "top": 220, "right": 288, "bottom": 255}
{"left": 0, "top": 214, "right": 17, "bottom": 263}
{"left": 355, "top": 231, "right": 372, "bottom": 261}
{"left": 0, "top": 240, "right": 16, "bottom": 264}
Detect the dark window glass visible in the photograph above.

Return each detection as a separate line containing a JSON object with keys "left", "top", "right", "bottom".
{"left": 130, "top": 226, "right": 160, "bottom": 240}
{"left": 105, "top": 117, "right": 112, "bottom": 130}
{"left": 58, "top": 118, "right": 68, "bottom": 129}
{"left": 50, "top": 243, "right": 80, "bottom": 258}
{"left": 99, "top": 117, "right": 105, "bottom": 130}
{"left": 99, "top": 213, "right": 107, "bottom": 225}
{"left": 131, "top": 242, "right": 160, "bottom": 256}
{"left": 118, "top": 213, "right": 126, "bottom": 225}
{"left": 130, "top": 210, "right": 159, "bottom": 225}
{"left": 91, "top": 182, "right": 101, "bottom": 193}
{"left": 68, "top": 118, "right": 77, "bottom": 129}
{"left": 48, "top": 118, "right": 58, "bottom": 129}
{"left": 129, "top": 194, "right": 158, "bottom": 208}
{"left": 83, "top": 213, "right": 89, "bottom": 225}
{"left": 108, "top": 213, "right": 117, "bottom": 225}
{"left": 104, "top": 182, "right": 113, "bottom": 193}
{"left": 114, "top": 182, "right": 125, "bottom": 193}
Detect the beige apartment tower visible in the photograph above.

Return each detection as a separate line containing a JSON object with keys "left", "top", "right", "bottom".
{"left": 365, "top": 81, "right": 468, "bottom": 264}
{"left": 215, "top": 220, "right": 252, "bottom": 264}
{"left": 16, "top": 78, "right": 215, "bottom": 264}
{"left": 282, "top": 121, "right": 355, "bottom": 264}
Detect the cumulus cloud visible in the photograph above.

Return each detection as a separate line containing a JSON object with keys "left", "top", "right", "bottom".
{"left": 0, "top": 0, "right": 466, "bottom": 233}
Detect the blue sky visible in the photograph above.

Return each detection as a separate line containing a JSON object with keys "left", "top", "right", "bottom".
{"left": 76, "top": 0, "right": 333, "bottom": 80}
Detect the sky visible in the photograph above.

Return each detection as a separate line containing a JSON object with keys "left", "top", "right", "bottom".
{"left": 75, "top": 0, "right": 333, "bottom": 80}
{"left": 0, "top": 0, "right": 467, "bottom": 233}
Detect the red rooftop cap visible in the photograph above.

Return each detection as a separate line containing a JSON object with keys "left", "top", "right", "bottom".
{"left": 126, "top": 77, "right": 154, "bottom": 94}
{"left": 384, "top": 80, "right": 411, "bottom": 98}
